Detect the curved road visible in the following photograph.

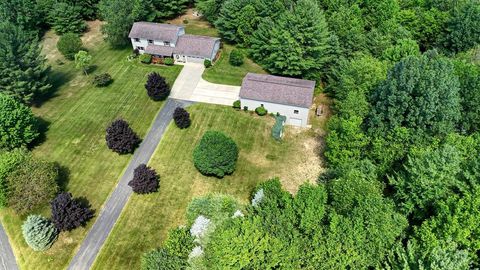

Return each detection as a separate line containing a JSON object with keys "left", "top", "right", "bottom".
{"left": 0, "top": 222, "right": 18, "bottom": 270}
{"left": 68, "top": 98, "right": 192, "bottom": 270}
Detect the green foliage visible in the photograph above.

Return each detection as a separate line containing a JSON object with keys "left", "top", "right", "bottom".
{"left": 271, "top": 115, "right": 285, "bottom": 140}
{"left": 454, "top": 60, "right": 480, "bottom": 133}
{"left": 49, "top": 3, "right": 87, "bottom": 35}
{"left": 254, "top": 106, "right": 267, "bottom": 116}
{"left": 152, "top": 0, "right": 189, "bottom": 19}
{"left": 382, "top": 38, "right": 420, "bottom": 63}
{"left": 228, "top": 49, "right": 244, "bottom": 66}
{"left": 57, "top": 33, "right": 83, "bottom": 60}
{"left": 232, "top": 100, "right": 240, "bottom": 110}
{"left": 0, "top": 0, "right": 42, "bottom": 32}
{"left": 186, "top": 194, "right": 240, "bottom": 225}
{"left": 215, "top": 0, "right": 258, "bottom": 44}
{"left": 163, "top": 227, "right": 195, "bottom": 259}
{"left": 196, "top": 0, "right": 226, "bottom": 23}
{"left": 368, "top": 51, "right": 461, "bottom": 137}
{"left": 0, "top": 148, "right": 30, "bottom": 208}
{"left": 204, "top": 59, "right": 212, "bottom": 68}
{"left": 75, "top": 50, "right": 92, "bottom": 75}
{"left": 0, "top": 22, "right": 51, "bottom": 103}
{"left": 99, "top": 0, "right": 155, "bottom": 47}
{"left": 22, "top": 215, "right": 59, "bottom": 251}
{"left": 327, "top": 5, "right": 366, "bottom": 58}
{"left": 163, "top": 57, "right": 174, "bottom": 66}
{"left": 6, "top": 158, "right": 59, "bottom": 214}
{"left": 0, "top": 94, "right": 39, "bottom": 150}
{"left": 294, "top": 183, "right": 327, "bottom": 233}
{"left": 140, "top": 54, "right": 152, "bottom": 64}
{"left": 250, "top": 0, "right": 332, "bottom": 79}
{"left": 440, "top": 0, "right": 480, "bottom": 53}
{"left": 141, "top": 248, "right": 186, "bottom": 270}
{"left": 92, "top": 73, "right": 113, "bottom": 87}
{"left": 193, "top": 131, "right": 238, "bottom": 178}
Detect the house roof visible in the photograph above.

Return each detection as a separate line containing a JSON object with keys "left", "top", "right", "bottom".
{"left": 240, "top": 73, "right": 315, "bottom": 108}
{"left": 145, "top": 45, "right": 174, "bottom": 56}
{"left": 174, "top": 35, "right": 220, "bottom": 59}
{"left": 128, "top": 22, "right": 183, "bottom": 43}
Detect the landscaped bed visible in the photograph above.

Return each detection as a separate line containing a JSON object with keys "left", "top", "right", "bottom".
{"left": 92, "top": 104, "right": 322, "bottom": 270}
{"left": 0, "top": 24, "right": 182, "bottom": 270}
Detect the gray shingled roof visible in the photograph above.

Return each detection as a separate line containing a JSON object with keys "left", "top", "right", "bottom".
{"left": 240, "top": 73, "right": 315, "bottom": 108}
{"left": 145, "top": 45, "right": 174, "bottom": 56}
{"left": 174, "top": 35, "right": 220, "bottom": 58}
{"left": 128, "top": 22, "right": 183, "bottom": 43}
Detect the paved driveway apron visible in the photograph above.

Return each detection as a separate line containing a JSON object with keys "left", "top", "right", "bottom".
{"left": 67, "top": 98, "right": 192, "bottom": 270}
{"left": 170, "top": 63, "right": 240, "bottom": 106}
{"left": 0, "top": 222, "right": 18, "bottom": 270}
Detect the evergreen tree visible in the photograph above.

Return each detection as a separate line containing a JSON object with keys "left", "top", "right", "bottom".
{"left": 0, "top": 0, "right": 41, "bottom": 32}
{"left": 49, "top": 3, "right": 87, "bottom": 35}
{"left": 441, "top": 0, "right": 480, "bottom": 53}
{"left": 250, "top": 0, "right": 332, "bottom": 79}
{"left": 145, "top": 72, "right": 170, "bottom": 101}
{"left": 153, "top": 0, "right": 189, "bottom": 19}
{"left": 195, "top": 0, "right": 226, "bottom": 23}
{"left": 22, "top": 215, "right": 59, "bottom": 251}
{"left": 0, "top": 22, "right": 51, "bottom": 103}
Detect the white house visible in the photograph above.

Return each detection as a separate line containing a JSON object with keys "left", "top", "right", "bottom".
{"left": 128, "top": 22, "right": 221, "bottom": 63}
{"left": 239, "top": 73, "right": 315, "bottom": 127}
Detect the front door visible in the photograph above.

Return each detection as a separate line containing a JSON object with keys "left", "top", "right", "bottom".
{"left": 175, "top": 54, "right": 186, "bottom": 63}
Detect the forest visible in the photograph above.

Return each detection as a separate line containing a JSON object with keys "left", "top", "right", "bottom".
{"left": 1, "top": 0, "right": 480, "bottom": 269}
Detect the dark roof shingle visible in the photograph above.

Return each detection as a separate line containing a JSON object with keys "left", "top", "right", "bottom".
{"left": 240, "top": 73, "right": 315, "bottom": 108}
{"left": 128, "top": 22, "right": 182, "bottom": 43}
{"left": 145, "top": 45, "right": 174, "bottom": 56}
{"left": 174, "top": 35, "right": 220, "bottom": 58}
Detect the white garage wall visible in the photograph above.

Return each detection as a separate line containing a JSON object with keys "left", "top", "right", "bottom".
{"left": 240, "top": 98, "right": 310, "bottom": 127}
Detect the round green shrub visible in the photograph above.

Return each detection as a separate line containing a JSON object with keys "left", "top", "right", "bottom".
{"left": 193, "top": 131, "right": 238, "bottom": 178}
{"left": 57, "top": 33, "right": 83, "bottom": 60}
{"left": 255, "top": 106, "right": 267, "bottom": 116}
{"left": 92, "top": 73, "right": 113, "bottom": 87}
{"left": 141, "top": 248, "right": 186, "bottom": 270}
{"left": 22, "top": 215, "right": 59, "bottom": 251}
{"left": 140, "top": 54, "right": 152, "bottom": 64}
{"left": 164, "top": 58, "right": 174, "bottom": 66}
{"left": 232, "top": 100, "right": 241, "bottom": 110}
{"left": 204, "top": 59, "right": 212, "bottom": 68}
{"left": 229, "top": 49, "right": 244, "bottom": 66}
{"left": 0, "top": 148, "right": 30, "bottom": 208}
{"left": 0, "top": 94, "right": 39, "bottom": 150}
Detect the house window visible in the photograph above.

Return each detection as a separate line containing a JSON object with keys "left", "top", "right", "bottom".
{"left": 294, "top": 110, "right": 299, "bottom": 114}
{"left": 164, "top": 41, "right": 170, "bottom": 46}
{"left": 134, "top": 38, "right": 140, "bottom": 42}
{"left": 260, "top": 104, "right": 264, "bottom": 107}
{"left": 148, "top": 39, "right": 154, "bottom": 44}
{"left": 137, "top": 46, "right": 144, "bottom": 51}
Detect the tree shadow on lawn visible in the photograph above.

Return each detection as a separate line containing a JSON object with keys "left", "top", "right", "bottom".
{"left": 56, "top": 164, "right": 71, "bottom": 193}
{"left": 32, "top": 68, "right": 76, "bottom": 107}
{"left": 29, "top": 117, "right": 51, "bottom": 149}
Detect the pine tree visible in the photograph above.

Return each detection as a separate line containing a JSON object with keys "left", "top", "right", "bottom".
{"left": 0, "top": 0, "right": 42, "bottom": 32}
{"left": 0, "top": 22, "right": 51, "bottom": 104}
{"left": 22, "top": 215, "right": 59, "bottom": 251}
{"left": 49, "top": 3, "right": 87, "bottom": 35}
{"left": 153, "top": 0, "right": 189, "bottom": 19}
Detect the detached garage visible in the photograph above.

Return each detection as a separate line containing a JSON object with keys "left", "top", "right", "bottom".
{"left": 239, "top": 73, "right": 315, "bottom": 127}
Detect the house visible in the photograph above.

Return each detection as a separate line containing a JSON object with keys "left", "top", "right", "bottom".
{"left": 239, "top": 73, "right": 315, "bottom": 127}
{"left": 128, "top": 22, "right": 221, "bottom": 63}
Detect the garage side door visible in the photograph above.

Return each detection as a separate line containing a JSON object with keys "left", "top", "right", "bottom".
{"left": 289, "top": 118, "right": 302, "bottom": 126}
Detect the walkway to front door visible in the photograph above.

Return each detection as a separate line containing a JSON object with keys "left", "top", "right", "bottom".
{"left": 170, "top": 63, "right": 240, "bottom": 106}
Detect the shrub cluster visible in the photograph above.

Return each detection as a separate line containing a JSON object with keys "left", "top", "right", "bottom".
{"left": 92, "top": 73, "right": 113, "bottom": 87}
{"left": 128, "top": 164, "right": 160, "bottom": 194}
{"left": 145, "top": 72, "right": 170, "bottom": 101}
{"left": 22, "top": 215, "right": 59, "bottom": 251}
{"left": 204, "top": 59, "right": 212, "bottom": 68}
{"left": 140, "top": 54, "right": 152, "bottom": 64}
{"left": 0, "top": 148, "right": 30, "bottom": 208}
{"left": 232, "top": 100, "right": 241, "bottom": 110}
{"left": 141, "top": 248, "right": 186, "bottom": 270}
{"left": 164, "top": 58, "right": 174, "bottom": 66}
{"left": 7, "top": 159, "right": 59, "bottom": 214}
{"left": 173, "top": 107, "right": 191, "bottom": 129}
{"left": 57, "top": 33, "right": 83, "bottom": 60}
{"left": 255, "top": 106, "right": 267, "bottom": 116}
{"left": 229, "top": 49, "right": 244, "bottom": 66}
{"left": 193, "top": 131, "right": 238, "bottom": 178}
{"left": 105, "top": 119, "right": 141, "bottom": 154}
{"left": 51, "top": 192, "right": 94, "bottom": 231}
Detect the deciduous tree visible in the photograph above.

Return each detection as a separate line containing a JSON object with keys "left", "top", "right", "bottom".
{"left": 51, "top": 192, "right": 94, "bottom": 231}
{"left": 128, "top": 164, "right": 159, "bottom": 194}
{"left": 145, "top": 72, "right": 170, "bottom": 101}
{"left": 105, "top": 119, "right": 141, "bottom": 154}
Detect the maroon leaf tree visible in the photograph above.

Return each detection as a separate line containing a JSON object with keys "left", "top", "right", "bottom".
{"left": 145, "top": 72, "right": 170, "bottom": 101}
{"left": 173, "top": 107, "right": 191, "bottom": 129}
{"left": 105, "top": 119, "right": 141, "bottom": 154}
{"left": 51, "top": 192, "right": 93, "bottom": 231}
{"left": 128, "top": 164, "right": 160, "bottom": 194}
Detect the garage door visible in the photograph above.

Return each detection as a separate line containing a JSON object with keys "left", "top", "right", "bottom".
{"left": 289, "top": 118, "right": 302, "bottom": 126}
{"left": 187, "top": 56, "right": 205, "bottom": 63}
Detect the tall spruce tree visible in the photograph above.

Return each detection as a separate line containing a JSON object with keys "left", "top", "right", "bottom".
{"left": 0, "top": 0, "right": 41, "bottom": 32}
{"left": 49, "top": 3, "right": 87, "bottom": 35}
{"left": 153, "top": 0, "right": 189, "bottom": 19}
{"left": 0, "top": 22, "right": 51, "bottom": 104}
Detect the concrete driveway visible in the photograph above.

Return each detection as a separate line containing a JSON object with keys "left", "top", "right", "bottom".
{"left": 170, "top": 63, "right": 240, "bottom": 106}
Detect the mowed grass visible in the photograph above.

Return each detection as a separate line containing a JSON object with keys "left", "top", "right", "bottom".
{"left": 92, "top": 104, "right": 304, "bottom": 269}
{"left": 0, "top": 28, "right": 182, "bottom": 269}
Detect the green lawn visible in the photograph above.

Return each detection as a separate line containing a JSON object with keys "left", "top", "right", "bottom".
{"left": 203, "top": 44, "right": 267, "bottom": 86}
{"left": 0, "top": 29, "right": 182, "bottom": 269}
{"left": 91, "top": 104, "right": 310, "bottom": 269}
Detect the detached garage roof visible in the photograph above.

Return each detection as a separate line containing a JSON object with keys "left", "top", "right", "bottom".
{"left": 240, "top": 73, "right": 315, "bottom": 108}
{"left": 175, "top": 35, "right": 220, "bottom": 58}
{"left": 128, "top": 22, "right": 183, "bottom": 43}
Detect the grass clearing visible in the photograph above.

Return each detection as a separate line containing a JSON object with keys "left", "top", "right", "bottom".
{"left": 92, "top": 104, "right": 323, "bottom": 270}
{"left": 0, "top": 22, "right": 182, "bottom": 270}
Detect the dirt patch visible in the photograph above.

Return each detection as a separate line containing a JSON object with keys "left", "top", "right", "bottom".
{"left": 82, "top": 20, "right": 104, "bottom": 49}
{"left": 167, "top": 9, "right": 210, "bottom": 27}
{"left": 309, "top": 93, "right": 333, "bottom": 133}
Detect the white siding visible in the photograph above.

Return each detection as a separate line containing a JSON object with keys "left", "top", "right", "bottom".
{"left": 240, "top": 98, "right": 309, "bottom": 127}
{"left": 131, "top": 38, "right": 148, "bottom": 52}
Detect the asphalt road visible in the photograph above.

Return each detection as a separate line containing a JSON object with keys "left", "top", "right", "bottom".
{"left": 0, "top": 222, "right": 18, "bottom": 270}
{"left": 67, "top": 98, "right": 192, "bottom": 270}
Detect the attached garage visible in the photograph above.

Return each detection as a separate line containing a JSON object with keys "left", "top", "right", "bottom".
{"left": 173, "top": 35, "right": 221, "bottom": 64}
